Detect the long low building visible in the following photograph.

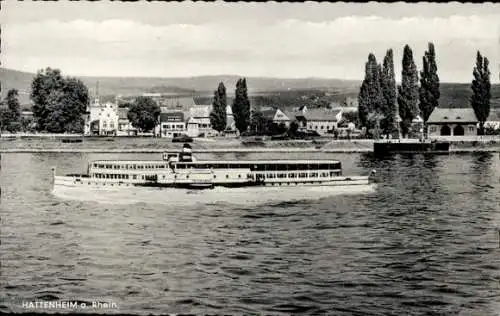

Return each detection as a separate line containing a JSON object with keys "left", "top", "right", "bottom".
{"left": 427, "top": 108, "right": 478, "bottom": 137}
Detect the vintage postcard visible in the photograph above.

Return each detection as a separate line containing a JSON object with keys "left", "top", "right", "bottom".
{"left": 1, "top": 1, "right": 499, "bottom": 315}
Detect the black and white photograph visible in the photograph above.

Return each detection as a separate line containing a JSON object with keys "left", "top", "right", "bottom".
{"left": 1, "top": 1, "right": 499, "bottom": 315}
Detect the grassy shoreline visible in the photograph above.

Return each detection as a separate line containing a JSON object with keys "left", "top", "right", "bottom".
{"left": 1, "top": 136, "right": 499, "bottom": 153}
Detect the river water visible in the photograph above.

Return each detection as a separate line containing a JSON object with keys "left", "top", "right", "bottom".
{"left": 1, "top": 152, "right": 499, "bottom": 315}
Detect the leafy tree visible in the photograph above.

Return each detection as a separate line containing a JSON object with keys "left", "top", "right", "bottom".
{"left": 248, "top": 109, "right": 264, "bottom": 135}
{"left": 6, "top": 89, "right": 21, "bottom": 123}
{"left": 340, "top": 111, "right": 360, "bottom": 128}
{"left": 358, "top": 54, "right": 385, "bottom": 134}
{"left": 288, "top": 120, "right": 299, "bottom": 136}
{"left": 30, "top": 68, "right": 89, "bottom": 132}
{"left": 209, "top": 82, "right": 227, "bottom": 133}
{"left": 127, "top": 96, "right": 160, "bottom": 133}
{"left": 419, "top": 43, "right": 440, "bottom": 126}
{"left": 1, "top": 89, "right": 22, "bottom": 132}
{"left": 232, "top": 78, "right": 251, "bottom": 134}
{"left": 470, "top": 51, "right": 491, "bottom": 135}
{"left": 397, "top": 45, "right": 419, "bottom": 138}
{"left": 381, "top": 49, "right": 398, "bottom": 137}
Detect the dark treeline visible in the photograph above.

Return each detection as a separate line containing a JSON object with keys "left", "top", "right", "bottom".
{"left": 357, "top": 42, "right": 494, "bottom": 137}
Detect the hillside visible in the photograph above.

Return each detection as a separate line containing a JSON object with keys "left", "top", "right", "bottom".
{"left": 1, "top": 67, "right": 498, "bottom": 110}
{"left": 0, "top": 68, "right": 358, "bottom": 103}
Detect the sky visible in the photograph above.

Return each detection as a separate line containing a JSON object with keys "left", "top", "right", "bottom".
{"left": 1, "top": 1, "right": 499, "bottom": 83}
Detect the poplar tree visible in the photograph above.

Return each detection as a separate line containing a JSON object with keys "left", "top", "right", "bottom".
{"left": 397, "top": 45, "right": 419, "bottom": 138}
{"left": 232, "top": 78, "right": 251, "bottom": 134}
{"left": 419, "top": 42, "right": 440, "bottom": 124}
{"left": 470, "top": 51, "right": 491, "bottom": 135}
{"left": 358, "top": 53, "right": 384, "bottom": 132}
{"left": 209, "top": 82, "right": 227, "bottom": 133}
{"left": 381, "top": 49, "right": 398, "bottom": 137}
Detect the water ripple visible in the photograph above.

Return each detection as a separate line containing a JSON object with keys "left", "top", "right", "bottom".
{"left": 1, "top": 152, "right": 500, "bottom": 314}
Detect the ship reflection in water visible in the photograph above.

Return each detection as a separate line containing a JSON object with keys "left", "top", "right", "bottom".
{"left": 1, "top": 152, "right": 499, "bottom": 315}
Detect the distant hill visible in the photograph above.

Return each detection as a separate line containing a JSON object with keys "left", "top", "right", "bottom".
{"left": 1, "top": 67, "right": 498, "bottom": 110}
{"left": 0, "top": 67, "right": 358, "bottom": 103}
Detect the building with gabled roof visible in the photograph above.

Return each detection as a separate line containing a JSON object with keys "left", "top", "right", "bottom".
{"left": 485, "top": 109, "right": 500, "bottom": 130}
{"left": 294, "top": 108, "right": 342, "bottom": 134}
{"left": 427, "top": 108, "right": 478, "bottom": 137}
{"left": 159, "top": 110, "right": 186, "bottom": 138}
{"left": 259, "top": 107, "right": 292, "bottom": 127}
{"left": 186, "top": 105, "right": 217, "bottom": 137}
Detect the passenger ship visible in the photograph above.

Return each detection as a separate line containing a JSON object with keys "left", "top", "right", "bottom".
{"left": 52, "top": 144, "right": 376, "bottom": 190}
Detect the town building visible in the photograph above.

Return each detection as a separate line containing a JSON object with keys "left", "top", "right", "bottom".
{"left": 160, "top": 110, "right": 186, "bottom": 138}
{"left": 117, "top": 108, "right": 137, "bottom": 136}
{"left": 485, "top": 110, "right": 500, "bottom": 130}
{"left": 261, "top": 107, "right": 292, "bottom": 127}
{"left": 160, "top": 97, "right": 197, "bottom": 110}
{"left": 295, "top": 108, "right": 342, "bottom": 134}
{"left": 224, "top": 104, "right": 238, "bottom": 136}
{"left": 427, "top": 108, "right": 478, "bottom": 137}
{"left": 84, "top": 98, "right": 119, "bottom": 136}
{"left": 186, "top": 105, "right": 216, "bottom": 137}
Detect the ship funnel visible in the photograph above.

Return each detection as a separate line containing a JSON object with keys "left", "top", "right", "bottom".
{"left": 179, "top": 143, "right": 193, "bottom": 162}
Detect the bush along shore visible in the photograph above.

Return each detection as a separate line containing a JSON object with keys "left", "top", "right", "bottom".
{"left": 0, "top": 136, "right": 499, "bottom": 153}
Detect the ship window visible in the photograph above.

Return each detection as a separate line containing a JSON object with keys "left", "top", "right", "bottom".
{"left": 214, "top": 175, "right": 217, "bottom": 179}
{"left": 226, "top": 174, "right": 229, "bottom": 179}
{"left": 310, "top": 172, "right": 318, "bottom": 178}
{"left": 186, "top": 175, "right": 189, "bottom": 179}
{"left": 238, "top": 174, "right": 241, "bottom": 178}
{"left": 133, "top": 175, "right": 137, "bottom": 180}
{"left": 126, "top": 175, "right": 129, "bottom": 179}
{"left": 319, "top": 164, "right": 328, "bottom": 170}
{"left": 288, "top": 173, "right": 296, "bottom": 178}
{"left": 299, "top": 173, "right": 307, "bottom": 178}
{"left": 141, "top": 175, "right": 144, "bottom": 180}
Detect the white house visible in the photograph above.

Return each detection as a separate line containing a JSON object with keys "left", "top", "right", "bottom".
{"left": 261, "top": 107, "right": 292, "bottom": 127}
{"left": 295, "top": 108, "right": 342, "bottom": 134}
{"left": 485, "top": 110, "right": 500, "bottom": 130}
{"left": 186, "top": 105, "right": 217, "bottom": 137}
{"left": 84, "top": 98, "right": 119, "bottom": 136}
{"left": 160, "top": 110, "right": 186, "bottom": 138}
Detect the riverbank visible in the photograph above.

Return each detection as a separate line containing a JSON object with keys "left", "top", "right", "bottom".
{"left": 1, "top": 136, "right": 499, "bottom": 153}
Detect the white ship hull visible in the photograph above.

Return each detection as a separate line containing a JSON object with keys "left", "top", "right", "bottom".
{"left": 53, "top": 174, "right": 372, "bottom": 190}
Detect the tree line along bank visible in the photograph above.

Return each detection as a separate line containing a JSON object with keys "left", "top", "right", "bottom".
{"left": 0, "top": 43, "right": 496, "bottom": 137}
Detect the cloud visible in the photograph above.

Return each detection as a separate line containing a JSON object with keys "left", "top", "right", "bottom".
{"left": 2, "top": 12, "right": 499, "bottom": 82}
